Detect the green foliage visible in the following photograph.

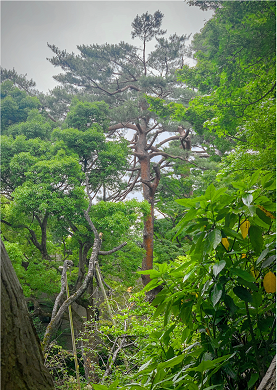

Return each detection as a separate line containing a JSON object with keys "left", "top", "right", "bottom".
{"left": 177, "top": 1, "right": 276, "bottom": 168}
{"left": 6, "top": 109, "right": 53, "bottom": 140}
{"left": 1, "top": 80, "right": 40, "bottom": 131}
{"left": 139, "top": 171, "right": 276, "bottom": 389}
{"left": 65, "top": 100, "right": 110, "bottom": 131}
{"left": 86, "top": 171, "right": 275, "bottom": 390}
{"left": 131, "top": 10, "right": 166, "bottom": 43}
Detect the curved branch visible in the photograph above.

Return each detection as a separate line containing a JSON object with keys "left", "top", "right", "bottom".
{"left": 108, "top": 123, "right": 138, "bottom": 133}
{"left": 99, "top": 242, "right": 127, "bottom": 255}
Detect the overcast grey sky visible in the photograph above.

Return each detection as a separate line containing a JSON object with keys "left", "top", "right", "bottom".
{"left": 1, "top": 1, "right": 213, "bottom": 92}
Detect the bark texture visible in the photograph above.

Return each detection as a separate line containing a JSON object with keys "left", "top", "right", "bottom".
{"left": 257, "top": 356, "right": 276, "bottom": 390}
{"left": 1, "top": 239, "right": 54, "bottom": 390}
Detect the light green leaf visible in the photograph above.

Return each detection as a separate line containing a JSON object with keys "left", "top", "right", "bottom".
{"left": 142, "top": 279, "right": 163, "bottom": 293}
{"left": 93, "top": 384, "right": 109, "bottom": 390}
{"left": 213, "top": 260, "right": 226, "bottom": 277}
{"left": 205, "top": 184, "right": 216, "bottom": 200}
{"left": 247, "top": 373, "right": 259, "bottom": 389}
{"left": 211, "top": 283, "right": 223, "bottom": 306}
{"left": 261, "top": 255, "right": 276, "bottom": 269}
{"left": 256, "top": 248, "right": 269, "bottom": 264}
{"left": 252, "top": 291, "right": 262, "bottom": 309}
{"left": 188, "top": 354, "right": 232, "bottom": 373}
{"left": 157, "top": 354, "right": 185, "bottom": 369}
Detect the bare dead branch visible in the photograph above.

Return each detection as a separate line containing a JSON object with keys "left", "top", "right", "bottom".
{"left": 51, "top": 260, "right": 74, "bottom": 319}
{"left": 99, "top": 242, "right": 127, "bottom": 255}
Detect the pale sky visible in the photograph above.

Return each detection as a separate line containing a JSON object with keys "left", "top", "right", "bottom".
{"left": 1, "top": 1, "right": 213, "bottom": 92}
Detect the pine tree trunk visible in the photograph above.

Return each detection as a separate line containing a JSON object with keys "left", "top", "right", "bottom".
{"left": 1, "top": 239, "right": 54, "bottom": 390}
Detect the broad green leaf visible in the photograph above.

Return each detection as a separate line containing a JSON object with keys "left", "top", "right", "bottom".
{"left": 256, "top": 207, "right": 271, "bottom": 225}
{"left": 261, "top": 255, "right": 276, "bottom": 269}
{"left": 247, "top": 373, "right": 259, "bottom": 389}
{"left": 253, "top": 215, "right": 271, "bottom": 229}
{"left": 164, "top": 302, "right": 172, "bottom": 326}
{"left": 231, "top": 181, "right": 245, "bottom": 190}
{"left": 249, "top": 170, "right": 260, "bottom": 187}
{"left": 233, "top": 286, "right": 252, "bottom": 302}
{"left": 213, "top": 260, "right": 226, "bottom": 277}
{"left": 173, "top": 208, "right": 197, "bottom": 239}
{"left": 222, "top": 227, "right": 242, "bottom": 240}
{"left": 252, "top": 291, "right": 262, "bottom": 309}
{"left": 142, "top": 279, "right": 163, "bottom": 293}
{"left": 204, "top": 229, "right": 221, "bottom": 254}
{"left": 93, "top": 385, "right": 109, "bottom": 390}
{"left": 175, "top": 198, "right": 200, "bottom": 208}
{"left": 256, "top": 248, "right": 269, "bottom": 264}
{"left": 137, "top": 359, "right": 153, "bottom": 373}
{"left": 237, "top": 277, "right": 258, "bottom": 292}
{"left": 137, "top": 269, "right": 161, "bottom": 278}
{"left": 249, "top": 225, "right": 264, "bottom": 255}
{"left": 225, "top": 213, "right": 237, "bottom": 229}
{"left": 212, "top": 187, "right": 227, "bottom": 201}
{"left": 157, "top": 354, "right": 185, "bottom": 369}
{"left": 224, "top": 294, "right": 238, "bottom": 315}
{"left": 153, "top": 302, "right": 167, "bottom": 319}
{"left": 205, "top": 183, "right": 216, "bottom": 200}
{"left": 231, "top": 268, "right": 256, "bottom": 283}
{"left": 158, "top": 263, "right": 168, "bottom": 274}
{"left": 211, "top": 283, "right": 223, "bottom": 306}
{"left": 183, "top": 268, "right": 196, "bottom": 282}
{"left": 188, "top": 354, "right": 232, "bottom": 373}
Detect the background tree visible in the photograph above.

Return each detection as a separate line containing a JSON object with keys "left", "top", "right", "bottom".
{"left": 46, "top": 11, "right": 199, "bottom": 287}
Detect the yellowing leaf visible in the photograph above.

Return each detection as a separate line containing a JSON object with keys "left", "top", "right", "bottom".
{"left": 240, "top": 220, "right": 250, "bottom": 239}
{"left": 242, "top": 253, "right": 247, "bottom": 259}
{"left": 257, "top": 205, "right": 276, "bottom": 219}
{"left": 222, "top": 237, "right": 229, "bottom": 250}
{"left": 250, "top": 266, "right": 259, "bottom": 279}
{"left": 263, "top": 272, "right": 276, "bottom": 293}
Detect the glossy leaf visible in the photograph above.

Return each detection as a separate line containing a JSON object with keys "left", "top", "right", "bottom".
{"left": 233, "top": 286, "right": 252, "bottom": 302}
{"left": 157, "top": 354, "right": 185, "bottom": 369}
{"left": 231, "top": 268, "right": 256, "bottom": 283}
{"left": 256, "top": 248, "right": 269, "bottom": 264}
{"left": 188, "top": 354, "right": 232, "bottom": 373}
{"left": 211, "top": 283, "right": 223, "bottom": 306}
{"left": 256, "top": 207, "right": 271, "bottom": 225}
{"left": 242, "top": 194, "right": 253, "bottom": 206}
{"left": 213, "top": 260, "right": 226, "bottom": 277}
{"left": 249, "top": 225, "right": 264, "bottom": 255}
{"left": 261, "top": 255, "right": 276, "bottom": 269}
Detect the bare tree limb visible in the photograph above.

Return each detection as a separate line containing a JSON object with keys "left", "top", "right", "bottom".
{"left": 51, "top": 260, "right": 74, "bottom": 319}
{"left": 99, "top": 242, "right": 127, "bottom": 255}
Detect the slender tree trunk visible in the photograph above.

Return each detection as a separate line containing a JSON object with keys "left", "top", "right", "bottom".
{"left": 1, "top": 239, "right": 54, "bottom": 390}
{"left": 136, "top": 119, "right": 160, "bottom": 287}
